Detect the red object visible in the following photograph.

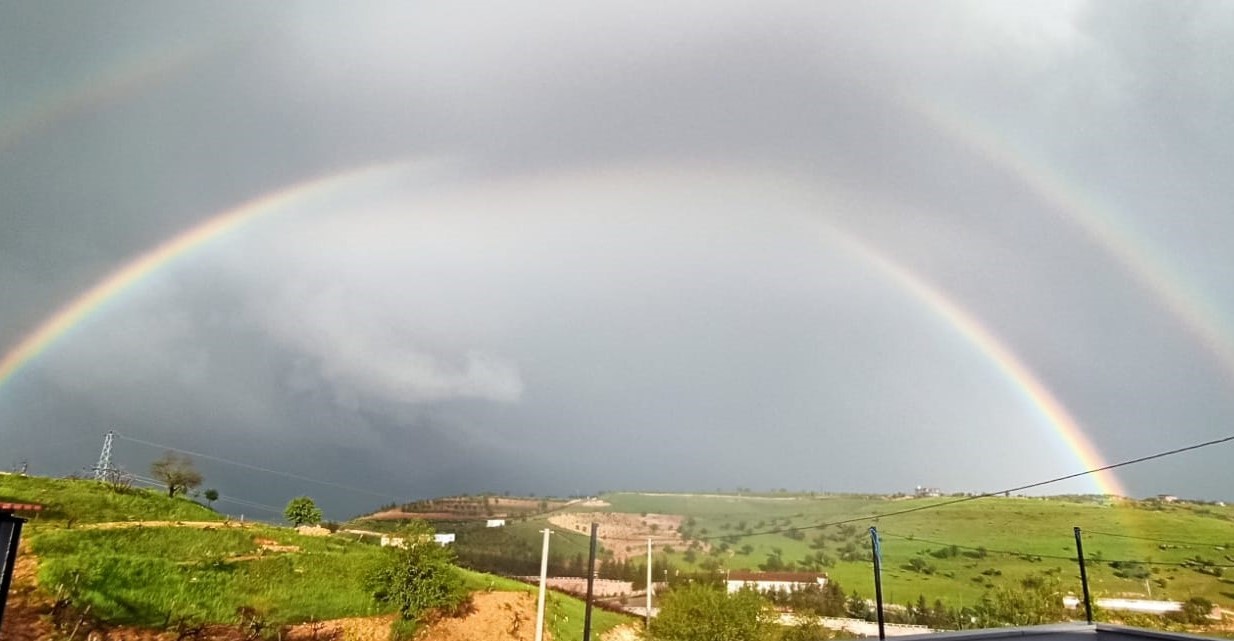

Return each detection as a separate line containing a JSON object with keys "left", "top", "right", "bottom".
{"left": 0, "top": 503, "right": 44, "bottom": 513}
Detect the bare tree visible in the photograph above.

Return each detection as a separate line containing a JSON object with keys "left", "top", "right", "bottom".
{"left": 150, "top": 451, "right": 203, "bottom": 498}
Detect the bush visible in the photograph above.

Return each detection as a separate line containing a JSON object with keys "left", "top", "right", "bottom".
{"left": 366, "top": 522, "right": 469, "bottom": 623}
{"left": 650, "top": 584, "right": 772, "bottom": 641}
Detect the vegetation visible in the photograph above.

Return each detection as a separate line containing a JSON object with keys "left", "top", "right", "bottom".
{"left": 5, "top": 474, "right": 634, "bottom": 638}
{"left": 149, "top": 451, "right": 203, "bottom": 498}
{"left": 0, "top": 472, "right": 220, "bottom": 526}
{"left": 283, "top": 496, "right": 323, "bottom": 526}
{"left": 651, "top": 584, "right": 773, "bottom": 641}
{"left": 365, "top": 521, "right": 469, "bottom": 623}
{"left": 594, "top": 492, "right": 1234, "bottom": 611}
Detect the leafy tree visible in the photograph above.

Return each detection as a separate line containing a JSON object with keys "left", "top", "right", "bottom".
{"left": 284, "top": 496, "right": 323, "bottom": 526}
{"left": 203, "top": 488, "right": 219, "bottom": 507}
{"left": 150, "top": 451, "right": 203, "bottom": 498}
{"left": 650, "top": 584, "right": 773, "bottom": 641}
{"left": 973, "top": 574, "right": 1067, "bottom": 627}
{"left": 366, "top": 520, "right": 468, "bottom": 622}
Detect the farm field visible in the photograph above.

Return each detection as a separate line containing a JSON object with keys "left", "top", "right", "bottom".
{"left": 532, "top": 492, "right": 1234, "bottom": 611}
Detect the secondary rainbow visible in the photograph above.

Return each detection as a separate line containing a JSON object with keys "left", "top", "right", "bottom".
{"left": 0, "top": 163, "right": 1125, "bottom": 495}
{"left": 917, "top": 101, "right": 1234, "bottom": 389}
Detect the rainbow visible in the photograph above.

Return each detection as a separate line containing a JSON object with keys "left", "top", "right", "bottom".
{"left": 0, "top": 162, "right": 419, "bottom": 389}
{"left": 917, "top": 101, "right": 1234, "bottom": 389}
{"left": 824, "top": 228, "right": 1126, "bottom": 496}
{"left": 0, "top": 42, "right": 211, "bottom": 153}
{"left": 0, "top": 162, "right": 1125, "bottom": 495}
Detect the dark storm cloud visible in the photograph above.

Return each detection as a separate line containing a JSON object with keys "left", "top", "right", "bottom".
{"left": 2, "top": 2, "right": 1232, "bottom": 516}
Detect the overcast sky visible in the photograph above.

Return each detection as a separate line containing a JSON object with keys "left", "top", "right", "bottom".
{"left": 2, "top": 1, "right": 1232, "bottom": 519}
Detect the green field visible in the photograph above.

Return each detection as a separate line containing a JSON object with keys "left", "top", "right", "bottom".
{"left": 563, "top": 492, "right": 1234, "bottom": 611}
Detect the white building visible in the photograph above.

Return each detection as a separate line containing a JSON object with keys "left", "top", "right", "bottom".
{"left": 726, "top": 571, "right": 827, "bottom": 594}
{"left": 486, "top": 519, "right": 507, "bottom": 528}
{"left": 434, "top": 533, "right": 456, "bottom": 545}
{"left": 380, "top": 535, "right": 407, "bottom": 549}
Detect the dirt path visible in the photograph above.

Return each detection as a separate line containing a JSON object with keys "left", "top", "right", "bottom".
{"left": 79, "top": 520, "right": 245, "bottom": 530}
{"left": 0, "top": 545, "right": 57, "bottom": 641}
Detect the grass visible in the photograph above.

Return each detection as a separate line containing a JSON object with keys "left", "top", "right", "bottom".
{"left": 0, "top": 473, "right": 221, "bottom": 526}
{"left": 592, "top": 492, "right": 1234, "bottom": 610}
{"left": 33, "top": 524, "right": 391, "bottom": 627}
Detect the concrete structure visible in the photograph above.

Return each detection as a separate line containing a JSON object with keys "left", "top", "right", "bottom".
{"left": 379, "top": 535, "right": 407, "bottom": 548}
{"left": 725, "top": 571, "right": 827, "bottom": 594}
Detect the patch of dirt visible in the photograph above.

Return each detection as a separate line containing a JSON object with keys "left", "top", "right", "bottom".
{"left": 414, "top": 591, "right": 545, "bottom": 641}
{"left": 0, "top": 545, "right": 57, "bottom": 641}
{"left": 284, "top": 615, "right": 396, "bottom": 641}
{"left": 548, "top": 513, "right": 691, "bottom": 561}
{"left": 600, "top": 624, "right": 642, "bottom": 641}
{"left": 79, "top": 520, "right": 247, "bottom": 530}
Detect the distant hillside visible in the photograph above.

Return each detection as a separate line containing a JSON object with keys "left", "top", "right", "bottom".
{"left": 361, "top": 494, "right": 574, "bottom": 522}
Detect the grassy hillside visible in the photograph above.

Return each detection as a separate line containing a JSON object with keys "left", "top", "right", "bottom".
{"left": 0, "top": 473, "right": 221, "bottom": 525}
{"left": 580, "top": 492, "right": 1234, "bottom": 610}
{"left": 5, "top": 474, "right": 633, "bottom": 636}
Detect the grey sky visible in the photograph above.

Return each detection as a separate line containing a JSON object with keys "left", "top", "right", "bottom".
{"left": 2, "top": 1, "right": 1232, "bottom": 519}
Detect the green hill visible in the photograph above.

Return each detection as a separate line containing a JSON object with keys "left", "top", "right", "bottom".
{"left": 2, "top": 474, "right": 633, "bottom": 637}
{"left": 565, "top": 492, "right": 1234, "bottom": 610}
{"left": 0, "top": 472, "right": 221, "bottom": 525}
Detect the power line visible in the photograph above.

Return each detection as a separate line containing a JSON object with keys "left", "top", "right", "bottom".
{"left": 114, "top": 433, "right": 400, "bottom": 501}
{"left": 695, "top": 434, "right": 1234, "bottom": 542}
{"left": 879, "top": 531, "right": 1234, "bottom": 569}
{"left": 1085, "top": 530, "right": 1234, "bottom": 548}
{"left": 127, "top": 473, "right": 285, "bottom": 516}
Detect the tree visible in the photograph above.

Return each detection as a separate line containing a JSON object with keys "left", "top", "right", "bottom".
{"left": 150, "top": 451, "right": 203, "bottom": 498}
{"left": 284, "top": 496, "right": 323, "bottom": 526}
{"left": 366, "top": 520, "right": 468, "bottom": 622}
{"left": 203, "top": 488, "right": 219, "bottom": 507}
{"left": 650, "top": 584, "right": 773, "bottom": 641}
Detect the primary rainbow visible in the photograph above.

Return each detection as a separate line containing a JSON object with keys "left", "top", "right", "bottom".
{"left": 0, "top": 162, "right": 1125, "bottom": 495}
{"left": 0, "top": 163, "right": 411, "bottom": 389}
{"left": 826, "top": 229, "right": 1127, "bottom": 497}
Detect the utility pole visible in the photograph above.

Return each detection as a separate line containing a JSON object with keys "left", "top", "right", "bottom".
{"left": 93, "top": 431, "right": 115, "bottom": 481}
{"left": 583, "top": 522, "right": 598, "bottom": 641}
{"left": 870, "top": 527, "right": 886, "bottom": 641}
{"left": 645, "top": 538, "right": 653, "bottom": 630}
{"left": 535, "top": 528, "right": 552, "bottom": 641}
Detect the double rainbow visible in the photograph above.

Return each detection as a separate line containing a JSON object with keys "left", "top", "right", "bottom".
{"left": 0, "top": 162, "right": 1127, "bottom": 495}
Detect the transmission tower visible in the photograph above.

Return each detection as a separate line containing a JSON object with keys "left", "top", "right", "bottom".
{"left": 93, "top": 431, "right": 115, "bottom": 481}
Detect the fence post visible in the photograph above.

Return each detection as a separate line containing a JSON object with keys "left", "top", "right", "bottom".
{"left": 1073, "top": 526, "right": 1093, "bottom": 625}
{"left": 870, "top": 527, "right": 886, "bottom": 640}
{"left": 0, "top": 511, "right": 26, "bottom": 631}
{"left": 583, "top": 522, "right": 598, "bottom": 641}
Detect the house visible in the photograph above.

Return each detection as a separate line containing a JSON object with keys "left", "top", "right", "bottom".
{"left": 914, "top": 486, "right": 942, "bottom": 498}
{"left": 486, "top": 519, "right": 506, "bottom": 528}
{"left": 434, "top": 533, "right": 456, "bottom": 545}
{"left": 1156, "top": 494, "right": 1179, "bottom": 503}
{"left": 725, "top": 571, "right": 827, "bottom": 594}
